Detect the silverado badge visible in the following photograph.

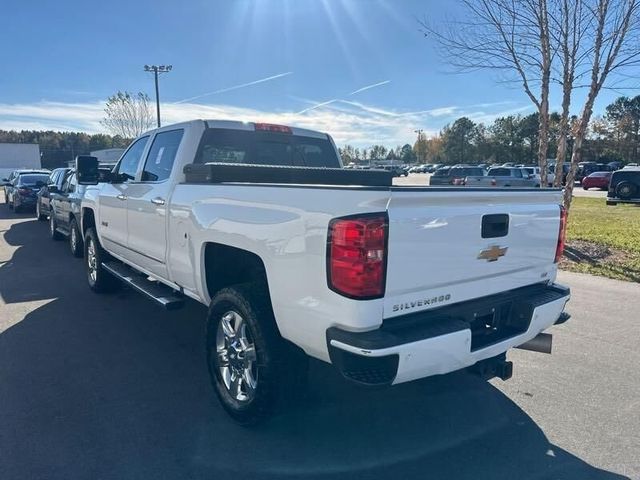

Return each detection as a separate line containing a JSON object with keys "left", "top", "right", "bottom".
{"left": 478, "top": 245, "right": 508, "bottom": 262}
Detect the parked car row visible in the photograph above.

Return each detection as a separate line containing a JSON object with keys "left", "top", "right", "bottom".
{"left": 2, "top": 167, "right": 92, "bottom": 256}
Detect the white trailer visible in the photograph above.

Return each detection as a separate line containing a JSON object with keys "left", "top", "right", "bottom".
{"left": 0, "top": 143, "right": 41, "bottom": 180}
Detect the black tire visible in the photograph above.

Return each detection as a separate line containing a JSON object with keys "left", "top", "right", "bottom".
{"left": 616, "top": 181, "right": 637, "bottom": 199}
{"left": 583, "top": 186, "right": 589, "bottom": 190}
{"left": 84, "top": 227, "right": 119, "bottom": 293}
{"left": 36, "top": 201, "right": 47, "bottom": 221}
{"left": 69, "top": 218, "right": 83, "bottom": 258}
{"left": 205, "top": 284, "right": 308, "bottom": 425}
{"left": 49, "top": 213, "right": 64, "bottom": 240}
{"left": 13, "top": 200, "right": 22, "bottom": 213}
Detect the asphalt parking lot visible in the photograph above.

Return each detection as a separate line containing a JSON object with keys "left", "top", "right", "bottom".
{"left": 394, "top": 173, "right": 608, "bottom": 197}
{"left": 1, "top": 199, "right": 638, "bottom": 479}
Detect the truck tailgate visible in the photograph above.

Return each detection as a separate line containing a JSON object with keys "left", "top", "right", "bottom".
{"left": 384, "top": 188, "right": 563, "bottom": 318}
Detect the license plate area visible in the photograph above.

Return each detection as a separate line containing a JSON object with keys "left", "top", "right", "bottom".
{"left": 468, "top": 301, "right": 531, "bottom": 351}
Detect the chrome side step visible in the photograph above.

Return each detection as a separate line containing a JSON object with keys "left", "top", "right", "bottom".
{"left": 102, "top": 261, "right": 184, "bottom": 310}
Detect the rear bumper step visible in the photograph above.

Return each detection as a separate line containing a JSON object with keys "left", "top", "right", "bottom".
{"left": 102, "top": 261, "right": 184, "bottom": 310}
{"left": 327, "top": 283, "right": 570, "bottom": 386}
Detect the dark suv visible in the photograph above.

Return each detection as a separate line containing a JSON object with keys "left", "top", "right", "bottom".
{"left": 607, "top": 168, "right": 640, "bottom": 205}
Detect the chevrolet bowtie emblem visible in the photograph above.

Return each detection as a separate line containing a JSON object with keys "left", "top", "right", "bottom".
{"left": 478, "top": 245, "right": 508, "bottom": 262}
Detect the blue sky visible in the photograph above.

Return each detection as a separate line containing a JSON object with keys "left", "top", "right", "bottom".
{"left": 0, "top": 0, "right": 637, "bottom": 146}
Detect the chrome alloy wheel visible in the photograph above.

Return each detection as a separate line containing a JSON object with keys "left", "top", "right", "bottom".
{"left": 216, "top": 310, "right": 258, "bottom": 402}
{"left": 70, "top": 226, "right": 77, "bottom": 252}
{"left": 86, "top": 238, "right": 97, "bottom": 283}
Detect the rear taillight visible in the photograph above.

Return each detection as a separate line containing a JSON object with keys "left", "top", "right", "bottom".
{"left": 491, "top": 179, "right": 497, "bottom": 186}
{"left": 327, "top": 213, "right": 388, "bottom": 299}
{"left": 554, "top": 205, "right": 567, "bottom": 263}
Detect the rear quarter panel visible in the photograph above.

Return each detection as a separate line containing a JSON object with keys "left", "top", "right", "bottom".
{"left": 167, "top": 183, "right": 391, "bottom": 361}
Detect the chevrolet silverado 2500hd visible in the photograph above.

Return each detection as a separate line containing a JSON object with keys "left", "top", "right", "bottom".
{"left": 76, "top": 120, "right": 570, "bottom": 424}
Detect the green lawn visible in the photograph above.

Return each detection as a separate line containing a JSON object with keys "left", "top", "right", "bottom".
{"left": 562, "top": 197, "right": 640, "bottom": 282}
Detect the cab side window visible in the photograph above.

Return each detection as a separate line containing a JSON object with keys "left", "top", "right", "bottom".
{"left": 141, "top": 129, "right": 184, "bottom": 182}
{"left": 114, "top": 136, "right": 149, "bottom": 181}
{"left": 65, "top": 174, "right": 77, "bottom": 193}
{"left": 61, "top": 173, "right": 74, "bottom": 193}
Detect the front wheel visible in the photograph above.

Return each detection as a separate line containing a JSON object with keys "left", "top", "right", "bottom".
{"left": 84, "top": 227, "right": 119, "bottom": 293}
{"left": 206, "top": 284, "right": 308, "bottom": 425}
{"left": 69, "top": 218, "right": 83, "bottom": 258}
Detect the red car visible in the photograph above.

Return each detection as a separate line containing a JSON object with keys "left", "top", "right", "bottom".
{"left": 582, "top": 171, "right": 612, "bottom": 190}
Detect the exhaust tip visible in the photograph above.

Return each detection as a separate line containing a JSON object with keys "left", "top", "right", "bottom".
{"left": 515, "top": 333, "right": 553, "bottom": 354}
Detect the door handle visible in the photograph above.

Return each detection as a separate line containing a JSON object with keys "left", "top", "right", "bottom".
{"left": 117, "top": 194, "right": 127, "bottom": 201}
{"left": 151, "top": 197, "right": 165, "bottom": 206}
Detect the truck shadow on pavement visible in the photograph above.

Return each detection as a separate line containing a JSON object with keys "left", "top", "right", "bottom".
{"left": 0, "top": 213, "right": 629, "bottom": 480}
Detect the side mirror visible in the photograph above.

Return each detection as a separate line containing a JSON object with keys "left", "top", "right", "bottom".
{"left": 48, "top": 185, "right": 60, "bottom": 194}
{"left": 76, "top": 155, "right": 99, "bottom": 185}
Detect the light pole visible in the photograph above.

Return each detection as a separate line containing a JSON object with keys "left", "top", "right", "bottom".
{"left": 414, "top": 129, "right": 424, "bottom": 163}
{"left": 144, "top": 64, "right": 172, "bottom": 127}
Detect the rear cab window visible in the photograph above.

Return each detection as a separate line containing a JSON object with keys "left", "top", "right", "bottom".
{"left": 18, "top": 174, "right": 49, "bottom": 186}
{"left": 142, "top": 129, "right": 184, "bottom": 182}
{"left": 195, "top": 128, "right": 341, "bottom": 168}
{"left": 612, "top": 170, "right": 640, "bottom": 183}
{"left": 433, "top": 168, "right": 451, "bottom": 176}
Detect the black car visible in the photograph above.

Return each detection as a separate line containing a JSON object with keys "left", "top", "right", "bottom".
{"left": 36, "top": 167, "right": 71, "bottom": 221}
{"left": 607, "top": 168, "right": 640, "bottom": 206}
{"left": 49, "top": 171, "right": 88, "bottom": 257}
{"left": 7, "top": 173, "right": 50, "bottom": 212}
{"left": 429, "top": 166, "right": 484, "bottom": 186}
{"left": 3, "top": 169, "right": 50, "bottom": 204}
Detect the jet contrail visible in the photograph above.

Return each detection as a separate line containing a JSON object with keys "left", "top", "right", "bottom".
{"left": 174, "top": 72, "right": 293, "bottom": 104}
{"left": 348, "top": 80, "right": 391, "bottom": 95}
{"left": 296, "top": 99, "right": 338, "bottom": 115}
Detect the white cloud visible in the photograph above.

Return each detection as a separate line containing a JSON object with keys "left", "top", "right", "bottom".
{"left": 0, "top": 99, "right": 531, "bottom": 147}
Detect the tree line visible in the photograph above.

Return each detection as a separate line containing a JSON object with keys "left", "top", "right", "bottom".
{"left": 340, "top": 94, "right": 640, "bottom": 168}
{"left": 0, "top": 130, "right": 130, "bottom": 169}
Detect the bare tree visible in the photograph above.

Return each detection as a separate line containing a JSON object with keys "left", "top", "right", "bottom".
{"left": 549, "top": 0, "right": 587, "bottom": 186}
{"left": 421, "top": 0, "right": 553, "bottom": 184}
{"left": 562, "top": 0, "right": 640, "bottom": 209}
{"left": 101, "top": 91, "right": 154, "bottom": 139}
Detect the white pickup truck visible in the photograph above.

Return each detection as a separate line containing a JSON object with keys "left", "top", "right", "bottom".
{"left": 76, "top": 120, "right": 570, "bottom": 424}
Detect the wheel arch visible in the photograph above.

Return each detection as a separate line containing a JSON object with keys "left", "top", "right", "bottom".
{"left": 81, "top": 207, "right": 96, "bottom": 236}
{"left": 202, "top": 243, "right": 271, "bottom": 305}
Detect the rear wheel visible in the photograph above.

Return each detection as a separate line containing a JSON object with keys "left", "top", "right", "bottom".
{"left": 36, "top": 201, "right": 47, "bottom": 221}
{"left": 84, "top": 227, "right": 119, "bottom": 293}
{"left": 49, "top": 213, "right": 63, "bottom": 240}
{"left": 206, "top": 284, "right": 308, "bottom": 425}
{"left": 69, "top": 218, "right": 83, "bottom": 258}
